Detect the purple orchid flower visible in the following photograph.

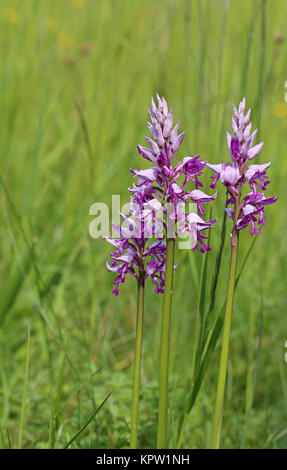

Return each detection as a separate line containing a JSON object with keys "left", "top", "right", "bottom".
{"left": 106, "top": 200, "right": 166, "bottom": 295}
{"left": 208, "top": 98, "right": 277, "bottom": 243}
{"left": 130, "top": 94, "right": 217, "bottom": 252}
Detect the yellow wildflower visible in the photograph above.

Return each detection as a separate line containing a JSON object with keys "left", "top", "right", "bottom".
{"left": 57, "top": 31, "right": 75, "bottom": 49}
{"left": 45, "top": 18, "right": 60, "bottom": 33}
{"left": 72, "top": 0, "right": 87, "bottom": 8}
{"left": 7, "top": 9, "right": 20, "bottom": 24}
{"left": 274, "top": 102, "right": 287, "bottom": 119}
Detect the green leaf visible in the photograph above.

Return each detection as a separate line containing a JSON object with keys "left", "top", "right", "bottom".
{"left": 0, "top": 249, "right": 33, "bottom": 326}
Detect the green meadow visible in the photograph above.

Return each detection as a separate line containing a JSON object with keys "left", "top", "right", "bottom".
{"left": 0, "top": 0, "right": 287, "bottom": 449}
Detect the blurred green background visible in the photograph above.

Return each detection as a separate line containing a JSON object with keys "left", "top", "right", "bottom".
{"left": 0, "top": 0, "right": 286, "bottom": 449}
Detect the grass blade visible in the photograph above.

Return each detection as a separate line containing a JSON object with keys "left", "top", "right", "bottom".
{"left": 0, "top": 249, "right": 33, "bottom": 326}
{"left": 64, "top": 393, "right": 111, "bottom": 449}
{"left": 49, "top": 354, "right": 66, "bottom": 449}
{"left": 0, "top": 427, "right": 5, "bottom": 449}
{"left": 240, "top": 277, "right": 264, "bottom": 448}
{"left": 188, "top": 310, "right": 224, "bottom": 414}
{"left": 208, "top": 209, "right": 227, "bottom": 317}
{"left": 178, "top": 234, "right": 258, "bottom": 447}
{"left": 192, "top": 207, "right": 213, "bottom": 378}
{"left": 235, "top": 235, "right": 258, "bottom": 289}
{"left": 17, "top": 325, "right": 31, "bottom": 449}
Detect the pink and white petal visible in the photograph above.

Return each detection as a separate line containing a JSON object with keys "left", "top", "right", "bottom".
{"left": 189, "top": 189, "right": 217, "bottom": 203}
{"left": 248, "top": 129, "right": 258, "bottom": 148}
{"left": 163, "top": 111, "right": 173, "bottom": 138}
{"left": 243, "top": 122, "right": 252, "bottom": 138}
{"left": 132, "top": 167, "right": 158, "bottom": 181}
{"left": 161, "top": 96, "right": 168, "bottom": 117}
{"left": 232, "top": 117, "right": 238, "bottom": 134}
{"left": 232, "top": 104, "right": 239, "bottom": 119}
{"left": 247, "top": 142, "right": 264, "bottom": 160}
{"left": 187, "top": 212, "right": 205, "bottom": 225}
{"left": 245, "top": 162, "right": 271, "bottom": 180}
{"left": 170, "top": 121, "right": 180, "bottom": 142}
{"left": 244, "top": 108, "right": 251, "bottom": 124}
{"left": 145, "top": 198, "right": 163, "bottom": 211}
{"left": 225, "top": 208, "right": 234, "bottom": 219}
{"left": 106, "top": 261, "right": 124, "bottom": 273}
{"left": 144, "top": 136, "right": 160, "bottom": 155}
{"left": 172, "top": 131, "right": 185, "bottom": 152}
{"left": 242, "top": 204, "right": 257, "bottom": 216}
{"left": 137, "top": 145, "right": 157, "bottom": 162}
{"left": 172, "top": 183, "right": 182, "bottom": 194}
{"left": 207, "top": 163, "right": 223, "bottom": 174}
{"left": 227, "top": 130, "right": 232, "bottom": 150}
{"left": 239, "top": 97, "right": 246, "bottom": 112}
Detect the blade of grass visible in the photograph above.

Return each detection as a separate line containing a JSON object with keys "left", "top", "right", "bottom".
{"left": 211, "top": 199, "right": 240, "bottom": 449}
{"left": 245, "top": 307, "right": 256, "bottom": 415}
{"left": 0, "top": 249, "right": 33, "bottom": 326}
{"left": 177, "top": 234, "right": 258, "bottom": 447}
{"left": 0, "top": 427, "right": 5, "bottom": 449}
{"left": 157, "top": 238, "right": 175, "bottom": 449}
{"left": 49, "top": 354, "right": 66, "bottom": 449}
{"left": 256, "top": 0, "right": 267, "bottom": 132}
{"left": 241, "top": 1, "right": 257, "bottom": 91}
{"left": 17, "top": 325, "right": 31, "bottom": 449}
{"left": 208, "top": 209, "right": 227, "bottom": 318}
{"left": 192, "top": 207, "right": 213, "bottom": 378}
{"left": 63, "top": 393, "right": 111, "bottom": 449}
{"left": 235, "top": 235, "right": 258, "bottom": 289}
{"left": 23, "top": 88, "right": 48, "bottom": 213}
{"left": 1, "top": 176, "right": 86, "bottom": 382}
{"left": 240, "top": 277, "right": 264, "bottom": 448}
{"left": 6, "top": 429, "right": 11, "bottom": 449}
{"left": 74, "top": 100, "right": 95, "bottom": 185}
{"left": 177, "top": 309, "right": 224, "bottom": 448}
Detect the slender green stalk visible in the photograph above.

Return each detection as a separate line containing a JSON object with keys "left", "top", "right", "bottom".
{"left": 177, "top": 413, "right": 188, "bottom": 449}
{"left": 157, "top": 238, "right": 175, "bottom": 449}
{"left": 64, "top": 393, "right": 111, "bottom": 449}
{"left": 130, "top": 272, "right": 145, "bottom": 449}
{"left": 211, "top": 200, "right": 240, "bottom": 449}
{"left": 50, "top": 354, "right": 66, "bottom": 449}
{"left": 18, "top": 325, "right": 31, "bottom": 449}
{"left": 245, "top": 308, "right": 256, "bottom": 415}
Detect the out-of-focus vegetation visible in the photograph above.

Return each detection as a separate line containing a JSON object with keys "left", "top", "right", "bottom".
{"left": 0, "top": 0, "right": 286, "bottom": 449}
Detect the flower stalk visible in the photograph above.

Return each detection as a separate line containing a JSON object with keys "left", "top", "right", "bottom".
{"left": 211, "top": 198, "right": 240, "bottom": 449}
{"left": 157, "top": 237, "right": 175, "bottom": 449}
{"left": 208, "top": 97, "right": 277, "bottom": 448}
{"left": 107, "top": 94, "right": 218, "bottom": 449}
{"left": 130, "top": 268, "right": 145, "bottom": 449}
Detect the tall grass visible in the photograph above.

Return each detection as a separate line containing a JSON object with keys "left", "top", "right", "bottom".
{"left": 0, "top": 0, "right": 286, "bottom": 448}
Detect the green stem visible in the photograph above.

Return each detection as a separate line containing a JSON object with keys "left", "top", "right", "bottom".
{"left": 177, "top": 413, "right": 188, "bottom": 449}
{"left": 245, "top": 308, "right": 255, "bottom": 415}
{"left": 157, "top": 238, "right": 175, "bottom": 449}
{"left": 130, "top": 274, "right": 145, "bottom": 449}
{"left": 211, "top": 200, "right": 240, "bottom": 449}
{"left": 18, "top": 326, "right": 31, "bottom": 449}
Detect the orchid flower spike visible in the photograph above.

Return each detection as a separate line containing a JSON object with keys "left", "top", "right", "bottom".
{"left": 208, "top": 98, "right": 277, "bottom": 243}
{"left": 106, "top": 199, "right": 166, "bottom": 295}
{"left": 130, "top": 94, "right": 217, "bottom": 252}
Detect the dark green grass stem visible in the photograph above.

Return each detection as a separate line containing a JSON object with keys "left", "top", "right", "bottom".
{"left": 64, "top": 393, "right": 111, "bottom": 449}
{"left": 130, "top": 272, "right": 145, "bottom": 449}
{"left": 18, "top": 326, "right": 31, "bottom": 449}
{"left": 157, "top": 238, "right": 175, "bottom": 449}
{"left": 211, "top": 199, "right": 240, "bottom": 449}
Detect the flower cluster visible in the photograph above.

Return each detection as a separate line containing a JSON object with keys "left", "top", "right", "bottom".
{"left": 106, "top": 94, "right": 217, "bottom": 295}
{"left": 208, "top": 98, "right": 277, "bottom": 243}
{"left": 106, "top": 202, "right": 166, "bottom": 295}
{"left": 130, "top": 94, "right": 217, "bottom": 252}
